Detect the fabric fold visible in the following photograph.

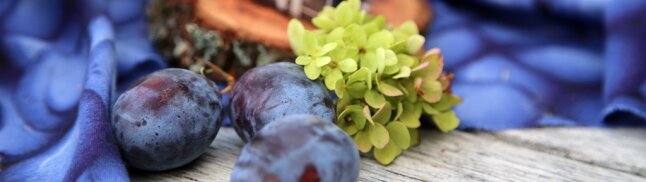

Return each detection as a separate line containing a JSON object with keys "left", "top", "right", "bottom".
{"left": 425, "top": 0, "right": 646, "bottom": 129}
{"left": 1, "top": 0, "right": 164, "bottom": 180}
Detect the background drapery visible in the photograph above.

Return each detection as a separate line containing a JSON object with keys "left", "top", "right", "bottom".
{"left": 1, "top": 0, "right": 644, "bottom": 180}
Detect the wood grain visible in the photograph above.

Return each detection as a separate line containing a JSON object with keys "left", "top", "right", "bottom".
{"left": 131, "top": 127, "right": 646, "bottom": 181}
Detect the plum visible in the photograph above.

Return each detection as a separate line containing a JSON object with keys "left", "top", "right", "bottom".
{"left": 229, "top": 62, "right": 335, "bottom": 142}
{"left": 231, "top": 115, "right": 360, "bottom": 182}
{"left": 111, "top": 68, "right": 222, "bottom": 171}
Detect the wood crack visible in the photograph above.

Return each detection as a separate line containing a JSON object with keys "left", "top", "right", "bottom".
{"left": 384, "top": 168, "right": 425, "bottom": 181}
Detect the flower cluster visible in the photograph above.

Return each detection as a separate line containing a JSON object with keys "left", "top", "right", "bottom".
{"left": 288, "top": 0, "right": 460, "bottom": 165}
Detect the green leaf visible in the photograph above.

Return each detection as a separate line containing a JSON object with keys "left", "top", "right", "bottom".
{"left": 354, "top": 131, "right": 372, "bottom": 153}
{"left": 362, "top": 16, "right": 385, "bottom": 35}
{"left": 363, "top": 105, "right": 374, "bottom": 125}
{"left": 400, "top": 102, "right": 422, "bottom": 128}
{"left": 316, "top": 56, "right": 332, "bottom": 67}
{"left": 390, "top": 39, "right": 407, "bottom": 53}
{"left": 336, "top": 92, "right": 352, "bottom": 112}
{"left": 415, "top": 49, "right": 443, "bottom": 80}
{"left": 409, "top": 128, "right": 420, "bottom": 147}
{"left": 346, "top": 82, "right": 368, "bottom": 98}
{"left": 406, "top": 35, "right": 425, "bottom": 54}
{"left": 411, "top": 60, "right": 429, "bottom": 73}
{"left": 373, "top": 141, "right": 401, "bottom": 165}
{"left": 425, "top": 61, "right": 443, "bottom": 81}
{"left": 356, "top": 10, "right": 367, "bottom": 24}
{"left": 348, "top": 67, "right": 370, "bottom": 83}
{"left": 432, "top": 111, "right": 460, "bottom": 132}
{"left": 395, "top": 21, "right": 418, "bottom": 36}
{"left": 377, "top": 80, "right": 403, "bottom": 96}
{"left": 432, "top": 94, "right": 461, "bottom": 112}
{"left": 368, "top": 123, "right": 389, "bottom": 149}
{"left": 385, "top": 49, "right": 398, "bottom": 66}
{"left": 372, "top": 102, "right": 392, "bottom": 124}
{"left": 364, "top": 89, "right": 386, "bottom": 108}
{"left": 320, "top": 7, "right": 335, "bottom": 18}
{"left": 339, "top": 106, "right": 366, "bottom": 131}
{"left": 324, "top": 69, "right": 343, "bottom": 90}
{"left": 397, "top": 80, "right": 409, "bottom": 95}
{"left": 327, "top": 27, "right": 345, "bottom": 44}
{"left": 360, "top": 51, "right": 378, "bottom": 73}
{"left": 366, "top": 30, "right": 394, "bottom": 49}
{"left": 394, "top": 102, "right": 404, "bottom": 120}
{"left": 337, "top": 105, "right": 366, "bottom": 126}
{"left": 345, "top": 24, "right": 366, "bottom": 46}
{"left": 348, "top": 0, "right": 361, "bottom": 11}
{"left": 335, "top": 2, "right": 353, "bottom": 26}
{"left": 334, "top": 78, "right": 346, "bottom": 99}
{"left": 375, "top": 48, "right": 386, "bottom": 73}
{"left": 341, "top": 121, "right": 358, "bottom": 135}
{"left": 383, "top": 65, "right": 400, "bottom": 75}
{"left": 400, "top": 117, "right": 420, "bottom": 128}
{"left": 304, "top": 63, "right": 321, "bottom": 80}
{"left": 302, "top": 31, "right": 318, "bottom": 54}
{"left": 422, "top": 103, "right": 440, "bottom": 115}
{"left": 287, "top": 19, "right": 305, "bottom": 54}
{"left": 295, "top": 56, "right": 311, "bottom": 65}
{"left": 402, "top": 80, "right": 418, "bottom": 103}
{"left": 353, "top": 110, "right": 367, "bottom": 130}
{"left": 344, "top": 46, "right": 360, "bottom": 60}
{"left": 392, "top": 66, "right": 411, "bottom": 79}
{"left": 317, "top": 43, "right": 338, "bottom": 57}
{"left": 419, "top": 79, "right": 442, "bottom": 103}
{"left": 387, "top": 121, "right": 411, "bottom": 149}
{"left": 312, "top": 16, "right": 336, "bottom": 30}
{"left": 339, "top": 58, "right": 358, "bottom": 72}
{"left": 320, "top": 66, "right": 331, "bottom": 76}
{"left": 397, "top": 54, "right": 417, "bottom": 67}
{"left": 342, "top": 105, "right": 364, "bottom": 113}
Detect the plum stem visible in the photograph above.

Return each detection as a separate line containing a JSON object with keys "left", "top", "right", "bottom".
{"left": 198, "top": 58, "right": 236, "bottom": 94}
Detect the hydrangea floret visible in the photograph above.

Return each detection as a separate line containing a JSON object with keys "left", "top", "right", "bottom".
{"left": 288, "top": 0, "right": 461, "bottom": 165}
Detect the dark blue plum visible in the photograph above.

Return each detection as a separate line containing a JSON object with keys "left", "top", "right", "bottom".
{"left": 229, "top": 62, "right": 335, "bottom": 142}
{"left": 231, "top": 115, "right": 360, "bottom": 182}
{"left": 111, "top": 68, "right": 223, "bottom": 171}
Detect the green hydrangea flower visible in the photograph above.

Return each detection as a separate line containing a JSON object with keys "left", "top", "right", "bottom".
{"left": 288, "top": 0, "right": 461, "bottom": 165}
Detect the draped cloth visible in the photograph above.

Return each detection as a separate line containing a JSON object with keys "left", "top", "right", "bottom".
{"left": 1, "top": 0, "right": 645, "bottom": 180}
{"left": 0, "top": 0, "right": 164, "bottom": 180}
{"left": 425, "top": 0, "right": 646, "bottom": 130}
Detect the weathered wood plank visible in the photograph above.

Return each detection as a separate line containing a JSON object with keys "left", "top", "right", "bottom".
{"left": 131, "top": 127, "right": 646, "bottom": 181}
{"left": 496, "top": 128, "right": 646, "bottom": 177}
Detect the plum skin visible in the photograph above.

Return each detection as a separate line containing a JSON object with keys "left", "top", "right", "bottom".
{"left": 111, "top": 68, "right": 222, "bottom": 171}
{"left": 231, "top": 114, "right": 360, "bottom": 182}
{"left": 229, "top": 62, "right": 335, "bottom": 142}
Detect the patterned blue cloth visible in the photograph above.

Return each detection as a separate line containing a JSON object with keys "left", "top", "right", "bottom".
{"left": 425, "top": 0, "right": 646, "bottom": 130}
{"left": 1, "top": 0, "right": 645, "bottom": 180}
{"left": 0, "top": 0, "right": 164, "bottom": 180}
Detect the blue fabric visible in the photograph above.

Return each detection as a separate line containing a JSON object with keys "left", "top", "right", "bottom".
{"left": 2, "top": 0, "right": 646, "bottom": 180}
{"left": 425, "top": 0, "right": 646, "bottom": 130}
{"left": 0, "top": 0, "right": 164, "bottom": 180}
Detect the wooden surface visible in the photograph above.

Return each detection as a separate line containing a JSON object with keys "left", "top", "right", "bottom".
{"left": 131, "top": 127, "right": 646, "bottom": 181}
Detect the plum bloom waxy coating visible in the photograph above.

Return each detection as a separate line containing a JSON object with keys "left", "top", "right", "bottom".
{"left": 231, "top": 114, "right": 360, "bottom": 182}
{"left": 111, "top": 68, "right": 223, "bottom": 171}
{"left": 229, "top": 62, "right": 336, "bottom": 142}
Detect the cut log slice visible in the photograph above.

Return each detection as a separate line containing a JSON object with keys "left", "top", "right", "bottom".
{"left": 195, "top": 0, "right": 432, "bottom": 50}
{"left": 368, "top": 0, "right": 431, "bottom": 29}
